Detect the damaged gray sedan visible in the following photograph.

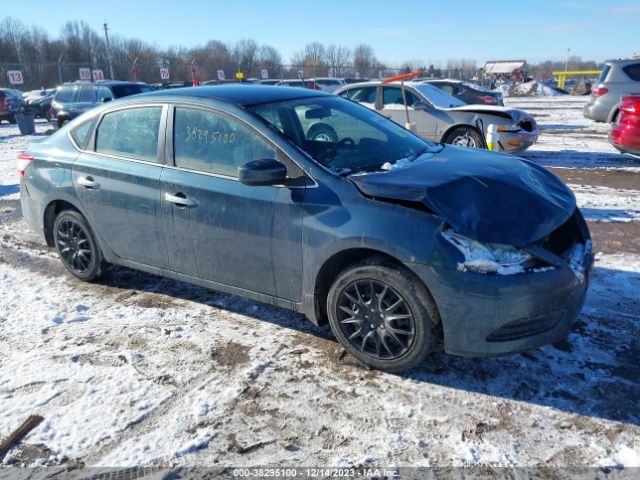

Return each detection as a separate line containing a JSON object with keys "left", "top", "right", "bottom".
{"left": 336, "top": 81, "right": 539, "bottom": 153}
{"left": 20, "top": 86, "right": 589, "bottom": 372}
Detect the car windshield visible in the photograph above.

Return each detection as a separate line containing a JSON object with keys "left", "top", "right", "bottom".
{"left": 110, "top": 84, "right": 153, "bottom": 98}
{"left": 414, "top": 83, "right": 467, "bottom": 108}
{"left": 249, "top": 96, "right": 440, "bottom": 173}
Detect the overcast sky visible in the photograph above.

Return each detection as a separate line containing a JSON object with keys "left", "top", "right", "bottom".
{"left": 4, "top": 0, "right": 638, "bottom": 65}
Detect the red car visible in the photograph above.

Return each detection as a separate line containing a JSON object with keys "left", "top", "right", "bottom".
{"left": 609, "top": 95, "right": 640, "bottom": 156}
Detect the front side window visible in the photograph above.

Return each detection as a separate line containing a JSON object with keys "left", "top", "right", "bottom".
{"left": 250, "top": 96, "right": 436, "bottom": 173}
{"left": 96, "top": 86, "right": 113, "bottom": 102}
{"left": 382, "top": 87, "right": 421, "bottom": 108}
{"left": 174, "top": 107, "right": 275, "bottom": 177}
{"left": 95, "top": 106, "right": 162, "bottom": 162}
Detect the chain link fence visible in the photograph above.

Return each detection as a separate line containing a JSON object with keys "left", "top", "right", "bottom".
{"left": 1, "top": 62, "right": 407, "bottom": 90}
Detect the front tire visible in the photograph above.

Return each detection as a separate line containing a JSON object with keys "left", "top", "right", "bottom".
{"left": 53, "top": 210, "right": 107, "bottom": 282}
{"left": 444, "top": 127, "right": 484, "bottom": 149}
{"left": 327, "top": 260, "right": 438, "bottom": 372}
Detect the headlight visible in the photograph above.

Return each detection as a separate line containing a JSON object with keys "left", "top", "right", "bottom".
{"left": 497, "top": 123, "right": 520, "bottom": 132}
{"left": 442, "top": 230, "right": 535, "bottom": 275}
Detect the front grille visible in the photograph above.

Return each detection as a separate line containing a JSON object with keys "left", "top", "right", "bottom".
{"left": 487, "top": 310, "right": 565, "bottom": 342}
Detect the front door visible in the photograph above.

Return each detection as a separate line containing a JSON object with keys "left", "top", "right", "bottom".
{"left": 379, "top": 86, "right": 438, "bottom": 141}
{"left": 72, "top": 104, "right": 169, "bottom": 268}
{"left": 161, "top": 105, "right": 305, "bottom": 301}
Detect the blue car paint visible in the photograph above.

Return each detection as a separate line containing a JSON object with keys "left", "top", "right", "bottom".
{"left": 20, "top": 86, "right": 592, "bottom": 358}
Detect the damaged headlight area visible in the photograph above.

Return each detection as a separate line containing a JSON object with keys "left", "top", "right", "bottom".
{"left": 496, "top": 122, "right": 520, "bottom": 133}
{"left": 442, "top": 230, "right": 551, "bottom": 275}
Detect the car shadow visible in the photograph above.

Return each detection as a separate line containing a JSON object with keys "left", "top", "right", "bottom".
{"left": 97, "top": 263, "right": 639, "bottom": 426}
{"left": 581, "top": 207, "right": 640, "bottom": 223}
{"left": 520, "top": 149, "right": 640, "bottom": 169}
{"left": 539, "top": 124, "right": 590, "bottom": 131}
{"left": 0, "top": 184, "right": 19, "bottom": 197}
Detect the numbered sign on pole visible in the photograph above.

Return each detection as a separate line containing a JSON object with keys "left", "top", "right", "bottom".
{"left": 79, "top": 68, "right": 91, "bottom": 81}
{"left": 260, "top": 68, "right": 269, "bottom": 79}
{"left": 7, "top": 70, "right": 24, "bottom": 85}
{"left": 160, "top": 67, "right": 170, "bottom": 80}
{"left": 92, "top": 69, "right": 104, "bottom": 81}
{"left": 217, "top": 69, "right": 225, "bottom": 81}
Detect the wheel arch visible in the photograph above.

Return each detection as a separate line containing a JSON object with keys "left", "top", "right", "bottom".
{"left": 312, "top": 247, "right": 441, "bottom": 328}
{"left": 441, "top": 124, "right": 486, "bottom": 148}
{"left": 43, "top": 199, "right": 84, "bottom": 247}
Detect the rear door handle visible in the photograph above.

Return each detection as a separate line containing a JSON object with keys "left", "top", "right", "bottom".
{"left": 77, "top": 176, "right": 100, "bottom": 189}
{"left": 165, "top": 192, "right": 197, "bottom": 208}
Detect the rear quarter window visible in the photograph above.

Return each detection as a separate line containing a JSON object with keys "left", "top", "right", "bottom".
{"left": 622, "top": 64, "right": 640, "bottom": 82}
{"left": 598, "top": 65, "right": 611, "bottom": 83}
{"left": 70, "top": 120, "right": 95, "bottom": 150}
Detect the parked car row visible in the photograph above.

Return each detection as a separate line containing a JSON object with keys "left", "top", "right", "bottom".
{"left": 0, "top": 88, "right": 25, "bottom": 123}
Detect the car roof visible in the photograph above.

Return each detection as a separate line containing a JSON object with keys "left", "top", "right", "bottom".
{"left": 137, "top": 85, "right": 327, "bottom": 106}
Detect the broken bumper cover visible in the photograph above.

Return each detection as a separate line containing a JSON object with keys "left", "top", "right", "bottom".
{"left": 497, "top": 129, "right": 539, "bottom": 153}
{"left": 407, "top": 246, "right": 592, "bottom": 357}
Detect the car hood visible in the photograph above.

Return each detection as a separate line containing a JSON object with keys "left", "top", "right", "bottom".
{"left": 348, "top": 146, "right": 576, "bottom": 247}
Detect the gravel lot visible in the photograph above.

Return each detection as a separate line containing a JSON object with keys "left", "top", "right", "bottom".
{"left": 0, "top": 96, "right": 639, "bottom": 470}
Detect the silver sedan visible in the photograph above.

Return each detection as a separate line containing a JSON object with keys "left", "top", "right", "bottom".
{"left": 335, "top": 81, "right": 539, "bottom": 153}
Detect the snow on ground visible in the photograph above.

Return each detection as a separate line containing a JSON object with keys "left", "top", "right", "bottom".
{"left": 0, "top": 101, "right": 639, "bottom": 470}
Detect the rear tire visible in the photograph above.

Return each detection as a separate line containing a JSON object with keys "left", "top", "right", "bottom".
{"left": 327, "top": 260, "right": 438, "bottom": 372}
{"left": 53, "top": 210, "right": 108, "bottom": 282}
{"left": 444, "top": 127, "right": 484, "bottom": 149}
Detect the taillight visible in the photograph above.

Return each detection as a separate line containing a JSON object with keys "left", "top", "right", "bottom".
{"left": 592, "top": 87, "right": 609, "bottom": 97}
{"left": 478, "top": 95, "right": 497, "bottom": 104}
{"left": 17, "top": 153, "right": 34, "bottom": 176}
{"left": 48, "top": 107, "right": 55, "bottom": 120}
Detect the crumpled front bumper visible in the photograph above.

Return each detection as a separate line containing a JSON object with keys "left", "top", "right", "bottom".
{"left": 497, "top": 129, "right": 539, "bottom": 153}
{"left": 407, "top": 242, "right": 593, "bottom": 357}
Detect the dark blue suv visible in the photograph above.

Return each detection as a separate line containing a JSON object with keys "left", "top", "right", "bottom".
{"left": 50, "top": 80, "right": 152, "bottom": 128}
{"left": 19, "top": 86, "right": 592, "bottom": 371}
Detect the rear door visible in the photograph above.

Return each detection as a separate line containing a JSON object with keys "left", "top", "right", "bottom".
{"left": 160, "top": 105, "right": 305, "bottom": 301}
{"left": 72, "top": 104, "right": 169, "bottom": 268}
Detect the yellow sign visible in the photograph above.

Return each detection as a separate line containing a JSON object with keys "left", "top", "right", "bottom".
{"left": 235, "top": 72, "right": 244, "bottom": 79}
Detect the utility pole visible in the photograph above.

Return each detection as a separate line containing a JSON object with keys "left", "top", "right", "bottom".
{"left": 564, "top": 47, "right": 571, "bottom": 71}
{"left": 103, "top": 23, "right": 115, "bottom": 80}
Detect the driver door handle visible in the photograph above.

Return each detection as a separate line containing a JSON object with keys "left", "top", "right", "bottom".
{"left": 165, "top": 192, "right": 197, "bottom": 208}
{"left": 77, "top": 176, "right": 100, "bottom": 189}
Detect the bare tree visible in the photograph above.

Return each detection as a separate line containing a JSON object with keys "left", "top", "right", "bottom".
{"left": 326, "top": 44, "right": 351, "bottom": 76}
{"left": 353, "top": 43, "right": 376, "bottom": 75}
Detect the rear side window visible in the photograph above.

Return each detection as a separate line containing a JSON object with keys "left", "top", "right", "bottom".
{"left": 623, "top": 64, "right": 640, "bottom": 81}
{"left": 70, "top": 120, "right": 94, "bottom": 149}
{"left": 339, "top": 86, "right": 377, "bottom": 105}
{"left": 598, "top": 65, "right": 611, "bottom": 83}
{"left": 77, "top": 85, "right": 96, "bottom": 103}
{"left": 55, "top": 86, "right": 76, "bottom": 102}
{"left": 174, "top": 107, "right": 275, "bottom": 177}
{"left": 96, "top": 107, "right": 163, "bottom": 162}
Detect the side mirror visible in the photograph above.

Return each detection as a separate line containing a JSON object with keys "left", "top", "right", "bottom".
{"left": 238, "top": 159, "right": 287, "bottom": 186}
{"left": 413, "top": 101, "right": 430, "bottom": 111}
{"left": 101, "top": 97, "right": 112, "bottom": 103}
